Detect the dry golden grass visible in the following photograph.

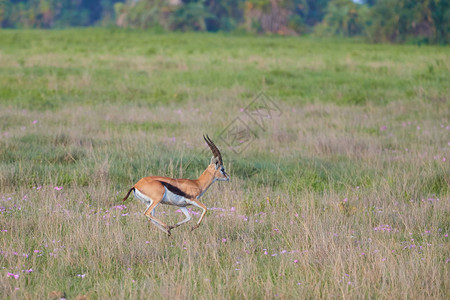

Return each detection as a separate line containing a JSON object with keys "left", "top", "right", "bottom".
{"left": 1, "top": 100, "right": 448, "bottom": 299}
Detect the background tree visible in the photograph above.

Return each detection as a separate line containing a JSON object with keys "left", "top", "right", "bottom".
{"left": 368, "top": 0, "right": 449, "bottom": 43}
{"left": 315, "top": 0, "right": 368, "bottom": 37}
{"left": 169, "top": 0, "right": 213, "bottom": 31}
{"left": 203, "top": 0, "right": 245, "bottom": 32}
{"left": 0, "top": 0, "right": 448, "bottom": 44}
{"left": 114, "top": 0, "right": 169, "bottom": 29}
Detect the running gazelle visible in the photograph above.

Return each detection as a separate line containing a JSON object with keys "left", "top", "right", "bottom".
{"left": 122, "top": 135, "right": 229, "bottom": 236}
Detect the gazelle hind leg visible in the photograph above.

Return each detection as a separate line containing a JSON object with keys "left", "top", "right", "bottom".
{"left": 169, "top": 207, "right": 192, "bottom": 230}
{"left": 144, "top": 201, "right": 171, "bottom": 236}
{"left": 134, "top": 183, "right": 171, "bottom": 236}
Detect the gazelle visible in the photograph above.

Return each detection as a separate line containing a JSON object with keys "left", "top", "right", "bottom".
{"left": 122, "top": 135, "right": 229, "bottom": 236}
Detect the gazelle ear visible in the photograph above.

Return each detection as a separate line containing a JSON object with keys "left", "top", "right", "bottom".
{"left": 210, "top": 156, "right": 219, "bottom": 169}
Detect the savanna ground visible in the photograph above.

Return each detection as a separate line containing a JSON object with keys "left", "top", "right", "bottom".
{"left": 0, "top": 29, "right": 449, "bottom": 299}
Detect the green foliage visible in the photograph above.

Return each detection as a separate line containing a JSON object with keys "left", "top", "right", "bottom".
{"left": 315, "top": 0, "right": 449, "bottom": 43}
{"left": 0, "top": 0, "right": 448, "bottom": 43}
{"left": 115, "top": 0, "right": 245, "bottom": 32}
{"left": 285, "top": 0, "right": 331, "bottom": 29}
{"left": 367, "top": 0, "right": 450, "bottom": 43}
{"left": 204, "top": 0, "right": 245, "bottom": 31}
{"left": 0, "top": 0, "right": 119, "bottom": 28}
{"left": 315, "top": 0, "right": 369, "bottom": 37}
{"left": 115, "top": 0, "right": 168, "bottom": 30}
{"left": 169, "top": 1, "right": 213, "bottom": 31}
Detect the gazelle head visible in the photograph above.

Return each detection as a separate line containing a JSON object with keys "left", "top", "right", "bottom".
{"left": 204, "top": 135, "right": 230, "bottom": 182}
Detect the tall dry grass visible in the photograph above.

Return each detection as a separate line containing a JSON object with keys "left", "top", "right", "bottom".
{"left": 1, "top": 99, "right": 448, "bottom": 299}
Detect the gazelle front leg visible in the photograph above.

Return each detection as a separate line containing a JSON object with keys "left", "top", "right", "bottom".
{"left": 168, "top": 207, "right": 192, "bottom": 230}
{"left": 189, "top": 199, "right": 207, "bottom": 231}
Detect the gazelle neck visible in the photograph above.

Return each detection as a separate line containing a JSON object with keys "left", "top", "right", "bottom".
{"left": 196, "top": 167, "right": 216, "bottom": 198}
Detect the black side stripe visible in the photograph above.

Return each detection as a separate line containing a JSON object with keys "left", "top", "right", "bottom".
{"left": 158, "top": 181, "right": 193, "bottom": 199}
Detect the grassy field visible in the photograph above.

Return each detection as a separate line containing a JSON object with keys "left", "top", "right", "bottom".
{"left": 0, "top": 28, "right": 449, "bottom": 299}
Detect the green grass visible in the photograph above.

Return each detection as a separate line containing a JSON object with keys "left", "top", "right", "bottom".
{"left": 1, "top": 28, "right": 449, "bottom": 111}
{"left": 0, "top": 28, "right": 449, "bottom": 299}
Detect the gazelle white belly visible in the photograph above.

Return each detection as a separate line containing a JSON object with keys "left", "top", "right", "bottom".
{"left": 161, "top": 187, "right": 192, "bottom": 207}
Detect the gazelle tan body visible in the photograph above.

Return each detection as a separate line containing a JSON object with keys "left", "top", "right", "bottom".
{"left": 122, "top": 135, "right": 229, "bottom": 236}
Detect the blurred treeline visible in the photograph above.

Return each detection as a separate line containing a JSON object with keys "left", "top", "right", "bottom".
{"left": 0, "top": 0, "right": 448, "bottom": 44}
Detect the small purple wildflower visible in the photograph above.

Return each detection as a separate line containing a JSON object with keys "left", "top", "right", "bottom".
{"left": 7, "top": 273, "right": 19, "bottom": 279}
{"left": 113, "top": 205, "right": 127, "bottom": 210}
